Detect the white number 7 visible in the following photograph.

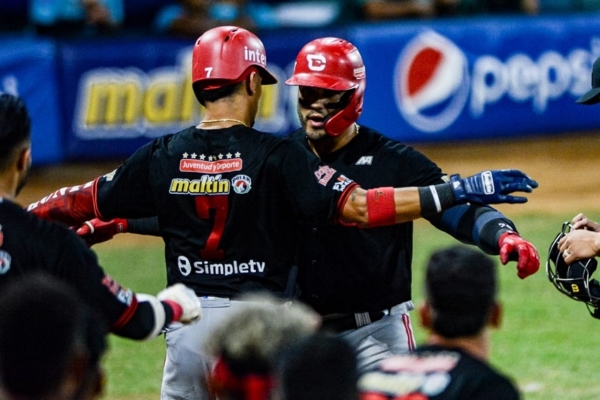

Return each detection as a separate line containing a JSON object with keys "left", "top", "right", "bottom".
{"left": 205, "top": 67, "right": 213, "bottom": 78}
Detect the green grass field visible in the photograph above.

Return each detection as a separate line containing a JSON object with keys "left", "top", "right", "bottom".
{"left": 95, "top": 210, "right": 600, "bottom": 400}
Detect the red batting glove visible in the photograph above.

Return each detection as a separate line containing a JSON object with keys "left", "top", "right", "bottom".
{"left": 498, "top": 232, "right": 540, "bottom": 279}
{"left": 75, "top": 218, "right": 128, "bottom": 247}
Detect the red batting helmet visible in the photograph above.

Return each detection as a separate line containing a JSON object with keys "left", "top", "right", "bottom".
{"left": 285, "top": 37, "right": 366, "bottom": 136}
{"left": 192, "top": 26, "right": 277, "bottom": 96}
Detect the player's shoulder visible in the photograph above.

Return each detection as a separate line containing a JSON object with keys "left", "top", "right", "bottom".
{"left": 2, "top": 199, "right": 84, "bottom": 247}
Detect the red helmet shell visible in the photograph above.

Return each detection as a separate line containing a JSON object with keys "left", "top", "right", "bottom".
{"left": 192, "top": 26, "right": 277, "bottom": 93}
{"left": 285, "top": 37, "right": 366, "bottom": 136}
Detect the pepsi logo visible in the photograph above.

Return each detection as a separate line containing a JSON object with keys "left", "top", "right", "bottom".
{"left": 394, "top": 31, "right": 470, "bottom": 133}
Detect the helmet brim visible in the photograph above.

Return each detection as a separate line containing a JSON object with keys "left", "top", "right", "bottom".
{"left": 576, "top": 87, "right": 600, "bottom": 105}
{"left": 285, "top": 73, "right": 355, "bottom": 92}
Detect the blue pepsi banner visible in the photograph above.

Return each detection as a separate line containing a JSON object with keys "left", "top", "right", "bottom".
{"left": 350, "top": 14, "right": 600, "bottom": 142}
{"left": 0, "top": 37, "right": 63, "bottom": 165}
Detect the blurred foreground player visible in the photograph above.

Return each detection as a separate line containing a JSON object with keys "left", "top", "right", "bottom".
{"left": 359, "top": 245, "right": 520, "bottom": 399}
{"left": 0, "top": 93, "right": 201, "bottom": 342}
{"left": 285, "top": 37, "right": 540, "bottom": 371}
{"left": 0, "top": 273, "right": 108, "bottom": 400}
{"left": 26, "top": 27, "right": 537, "bottom": 399}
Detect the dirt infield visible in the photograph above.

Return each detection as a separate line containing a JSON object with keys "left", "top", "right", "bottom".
{"left": 18, "top": 130, "right": 600, "bottom": 218}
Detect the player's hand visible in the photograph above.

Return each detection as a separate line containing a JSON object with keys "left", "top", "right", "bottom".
{"left": 157, "top": 284, "right": 202, "bottom": 324}
{"left": 75, "top": 218, "right": 128, "bottom": 247}
{"left": 571, "top": 213, "right": 600, "bottom": 232}
{"left": 558, "top": 229, "right": 600, "bottom": 263}
{"left": 498, "top": 232, "right": 540, "bottom": 279}
{"left": 450, "top": 169, "right": 538, "bottom": 205}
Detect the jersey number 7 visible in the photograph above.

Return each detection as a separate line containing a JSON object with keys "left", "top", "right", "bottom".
{"left": 195, "top": 195, "right": 227, "bottom": 260}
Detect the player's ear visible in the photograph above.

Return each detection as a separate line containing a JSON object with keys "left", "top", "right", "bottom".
{"left": 418, "top": 301, "right": 432, "bottom": 329}
{"left": 16, "top": 146, "right": 31, "bottom": 173}
{"left": 489, "top": 302, "right": 502, "bottom": 329}
{"left": 246, "top": 70, "right": 260, "bottom": 96}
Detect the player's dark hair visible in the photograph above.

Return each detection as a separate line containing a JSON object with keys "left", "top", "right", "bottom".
{"left": 0, "top": 272, "right": 108, "bottom": 398}
{"left": 425, "top": 245, "right": 497, "bottom": 338}
{"left": 195, "top": 81, "right": 243, "bottom": 107}
{"left": 0, "top": 93, "right": 31, "bottom": 169}
{"left": 278, "top": 333, "right": 359, "bottom": 400}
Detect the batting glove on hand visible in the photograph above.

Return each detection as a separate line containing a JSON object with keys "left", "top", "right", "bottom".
{"left": 157, "top": 284, "right": 202, "bottom": 324}
{"left": 499, "top": 232, "right": 540, "bottom": 279}
{"left": 450, "top": 169, "right": 538, "bottom": 205}
{"left": 75, "top": 218, "right": 128, "bottom": 247}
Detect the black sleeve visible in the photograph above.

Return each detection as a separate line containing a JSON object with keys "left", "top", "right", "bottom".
{"left": 112, "top": 301, "right": 175, "bottom": 340}
{"left": 127, "top": 217, "right": 161, "bottom": 236}
{"left": 427, "top": 204, "right": 516, "bottom": 255}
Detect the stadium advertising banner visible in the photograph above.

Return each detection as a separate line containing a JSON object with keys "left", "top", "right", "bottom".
{"left": 0, "top": 37, "right": 63, "bottom": 165}
{"left": 351, "top": 14, "right": 600, "bottom": 143}
{"left": 2, "top": 14, "right": 600, "bottom": 163}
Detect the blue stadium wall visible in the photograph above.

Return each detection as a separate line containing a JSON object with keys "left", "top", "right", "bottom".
{"left": 1, "top": 13, "right": 600, "bottom": 166}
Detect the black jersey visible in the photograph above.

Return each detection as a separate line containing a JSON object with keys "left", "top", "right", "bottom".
{"left": 0, "top": 198, "right": 136, "bottom": 330}
{"left": 94, "top": 125, "right": 355, "bottom": 298}
{"left": 358, "top": 345, "right": 521, "bottom": 400}
{"left": 291, "top": 126, "right": 445, "bottom": 314}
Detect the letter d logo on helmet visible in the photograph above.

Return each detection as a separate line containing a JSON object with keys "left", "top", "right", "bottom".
{"left": 192, "top": 26, "right": 278, "bottom": 98}
{"left": 285, "top": 37, "right": 366, "bottom": 137}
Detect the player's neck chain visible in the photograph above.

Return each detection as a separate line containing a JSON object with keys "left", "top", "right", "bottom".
{"left": 354, "top": 123, "right": 360, "bottom": 135}
{"left": 200, "top": 119, "right": 248, "bottom": 128}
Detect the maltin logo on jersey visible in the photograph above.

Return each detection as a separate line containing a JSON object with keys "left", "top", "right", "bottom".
{"left": 394, "top": 30, "right": 470, "bottom": 133}
{"left": 232, "top": 175, "right": 252, "bottom": 194}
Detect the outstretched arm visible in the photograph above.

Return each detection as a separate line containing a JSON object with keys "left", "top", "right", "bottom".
{"left": 340, "top": 169, "right": 538, "bottom": 228}
{"left": 113, "top": 284, "right": 202, "bottom": 341}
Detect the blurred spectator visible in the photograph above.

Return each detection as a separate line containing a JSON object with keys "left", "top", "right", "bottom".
{"left": 204, "top": 292, "right": 320, "bottom": 400}
{"left": 154, "top": 0, "right": 261, "bottom": 38}
{"left": 29, "top": 0, "right": 124, "bottom": 36}
{"left": 360, "top": 0, "right": 435, "bottom": 20}
{"left": 0, "top": 272, "right": 108, "bottom": 400}
{"left": 358, "top": 245, "right": 521, "bottom": 399}
{"left": 359, "top": 0, "right": 537, "bottom": 19}
{"left": 277, "top": 333, "right": 359, "bottom": 400}
{"left": 0, "top": 0, "right": 29, "bottom": 32}
{"left": 257, "top": 0, "right": 359, "bottom": 28}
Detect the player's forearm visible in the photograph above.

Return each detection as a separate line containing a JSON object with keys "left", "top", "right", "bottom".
{"left": 26, "top": 179, "right": 99, "bottom": 226}
{"left": 340, "top": 187, "right": 423, "bottom": 228}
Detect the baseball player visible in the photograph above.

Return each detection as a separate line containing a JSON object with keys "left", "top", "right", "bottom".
{"left": 358, "top": 245, "right": 520, "bottom": 399}
{"left": 284, "top": 37, "right": 540, "bottom": 372}
{"left": 557, "top": 56, "right": 600, "bottom": 264}
{"left": 26, "top": 26, "right": 537, "bottom": 399}
{"left": 0, "top": 93, "right": 201, "bottom": 343}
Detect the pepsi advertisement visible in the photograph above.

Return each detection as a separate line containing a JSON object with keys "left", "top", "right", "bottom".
{"left": 351, "top": 14, "right": 600, "bottom": 142}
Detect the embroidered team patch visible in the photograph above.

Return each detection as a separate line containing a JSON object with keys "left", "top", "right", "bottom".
{"left": 0, "top": 250, "right": 11, "bottom": 274}
{"left": 232, "top": 175, "right": 252, "bottom": 194}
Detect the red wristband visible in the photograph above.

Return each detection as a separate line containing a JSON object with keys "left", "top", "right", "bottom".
{"left": 367, "top": 187, "right": 396, "bottom": 227}
{"left": 163, "top": 300, "right": 183, "bottom": 322}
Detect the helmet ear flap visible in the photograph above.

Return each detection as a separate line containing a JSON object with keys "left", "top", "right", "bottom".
{"left": 546, "top": 222, "right": 600, "bottom": 319}
{"left": 324, "top": 83, "right": 365, "bottom": 137}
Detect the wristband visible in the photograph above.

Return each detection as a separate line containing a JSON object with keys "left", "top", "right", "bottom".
{"left": 162, "top": 300, "right": 183, "bottom": 322}
{"left": 418, "top": 184, "right": 456, "bottom": 218}
{"left": 366, "top": 187, "right": 396, "bottom": 227}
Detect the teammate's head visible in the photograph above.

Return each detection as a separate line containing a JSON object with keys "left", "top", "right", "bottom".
{"left": 0, "top": 272, "right": 108, "bottom": 400}
{"left": 422, "top": 245, "right": 499, "bottom": 339}
{"left": 286, "top": 37, "right": 366, "bottom": 137}
{"left": 277, "top": 333, "right": 359, "bottom": 400}
{"left": 576, "top": 56, "right": 600, "bottom": 105}
{"left": 192, "top": 26, "right": 277, "bottom": 106}
{"left": 0, "top": 93, "right": 32, "bottom": 195}
{"left": 204, "top": 292, "right": 319, "bottom": 400}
